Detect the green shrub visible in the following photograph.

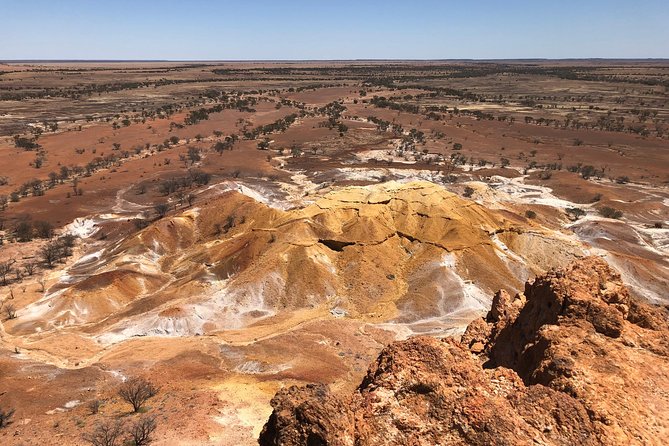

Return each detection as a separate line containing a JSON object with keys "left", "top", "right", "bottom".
{"left": 598, "top": 206, "right": 623, "bottom": 219}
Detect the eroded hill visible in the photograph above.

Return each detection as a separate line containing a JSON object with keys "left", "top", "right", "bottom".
{"left": 6, "top": 181, "right": 585, "bottom": 346}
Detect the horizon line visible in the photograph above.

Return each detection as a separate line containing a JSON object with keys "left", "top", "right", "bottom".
{"left": 2, "top": 57, "right": 669, "bottom": 64}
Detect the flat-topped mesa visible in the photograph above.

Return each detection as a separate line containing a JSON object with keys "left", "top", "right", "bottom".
{"left": 259, "top": 257, "right": 669, "bottom": 446}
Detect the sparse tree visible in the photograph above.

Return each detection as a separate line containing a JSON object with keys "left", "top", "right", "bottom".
{"left": 0, "top": 260, "right": 15, "bottom": 286}
{"left": 175, "top": 191, "right": 186, "bottom": 207}
{"left": 47, "top": 171, "right": 58, "bottom": 187}
{"left": 83, "top": 420, "right": 124, "bottom": 446}
{"left": 33, "top": 220, "right": 54, "bottom": 239}
{"left": 128, "top": 415, "right": 158, "bottom": 446}
{"left": 88, "top": 399, "right": 102, "bottom": 415}
{"left": 154, "top": 203, "right": 170, "bottom": 219}
{"left": 290, "top": 145, "right": 302, "bottom": 158}
{"left": 118, "top": 377, "right": 159, "bottom": 413}
{"left": 133, "top": 219, "right": 150, "bottom": 230}
{"left": 24, "top": 261, "right": 37, "bottom": 277}
{"left": 15, "top": 220, "right": 33, "bottom": 242}
{"left": 33, "top": 155, "right": 44, "bottom": 169}
{"left": 3, "top": 303, "right": 17, "bottom": 320}
{"left": 40, "top": 241, "right": 61, "bottom": 268}
{"left": 580, "top": 165, "right": 597, "bottom": 180}
{"left": 186, "top": 147, "right": 201, "bottom": 165}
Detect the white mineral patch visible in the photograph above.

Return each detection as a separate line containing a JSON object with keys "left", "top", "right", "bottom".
{"left": 63, "top": 218, "right": 98, "bottom": 238}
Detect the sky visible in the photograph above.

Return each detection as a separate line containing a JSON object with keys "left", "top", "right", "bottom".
{"left": 2, "top": 0, "right": 668, "bottom": 60}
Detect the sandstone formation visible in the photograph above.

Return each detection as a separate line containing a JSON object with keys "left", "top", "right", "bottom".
{"left": 259, "top": 257, "right": 669, "bottom": 446}
{"left": 9, "top": 181, "right": 584, "bottom": 341}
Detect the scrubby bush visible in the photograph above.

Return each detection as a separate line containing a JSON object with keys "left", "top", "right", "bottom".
{"left": 154, "top": 203, "right": 170, "bottom": 219}
{"left": 133, "top": 219, "right": 150, "bottom": 230}
{"left": 3, "top": 303, "right": 17, "bottom": 320}
{"left": 83, "top": 420, "right": 124, "bottom": 446}
{"left": 186, "top": 147, "right": 201, "bottom": 164}
{"left": 14, "top": 135, "right": 40, "bottom": 150}
{"left": 566, "top": 207, "right": 586, "bottom": 219}
{"left": 88, "top": 399, "right": 102, "bottom": 415}
{"left": 0, "top": 406, "right": 15, "bottom": 428}
{"left": 84, "top": 416, "right": 157, "bottom": 446}
{"left": 0, "top": 260, "right": 14, "bottom": 286}
{"left": 590, "top": 193, "right": 602, "bottom": 203}
{"left": 598, "top": 206, "right": 623, "bottom": 219}
{"left": 580, "top": 165, "right": 596, "bottom": 180}
{"left": 128, "top": 415, "right": 157, "bottom": 446}
{"left": 118, "top": 377, "right": 159, "bottom": 413}
{"left": 40, "top": 234, "right": 76, "bottom": 268}
{"left": 33, "top": 220, "right": 54, "bottom": 239}
{"left": 15, "top": 221, "right": 33, "bottom": 242}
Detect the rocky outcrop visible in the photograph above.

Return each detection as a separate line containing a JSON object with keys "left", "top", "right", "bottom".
{"left": 259, "top": 257, "right": 669, "bottom": 445}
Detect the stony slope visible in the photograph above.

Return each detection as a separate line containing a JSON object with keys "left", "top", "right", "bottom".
{"left": 259, "top": 257, "right": 669, "bottom": 446}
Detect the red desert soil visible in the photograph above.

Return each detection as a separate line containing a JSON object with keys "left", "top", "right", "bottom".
{"left": 0, "top": 61, "right": 668, "bottom": 445}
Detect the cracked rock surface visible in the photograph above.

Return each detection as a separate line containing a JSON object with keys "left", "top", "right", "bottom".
{"left": 259, "top": 257, "right": 669, "bottom": 446}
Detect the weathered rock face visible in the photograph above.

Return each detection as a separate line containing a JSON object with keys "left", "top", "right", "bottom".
{"left": 259, "top": 257, "right": 669, "bottom": 446}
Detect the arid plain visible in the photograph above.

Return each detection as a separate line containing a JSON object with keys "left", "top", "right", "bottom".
{"left": 0, "top": 61, "right": 668, "bottom": 445}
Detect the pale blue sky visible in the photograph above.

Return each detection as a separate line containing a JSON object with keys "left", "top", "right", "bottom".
{"left": 2, "top": 0, "right": 668, "bottom": 60}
